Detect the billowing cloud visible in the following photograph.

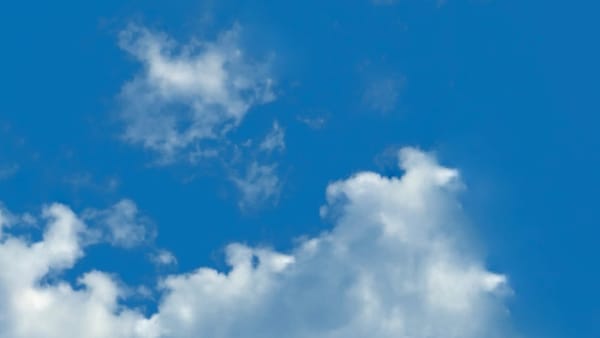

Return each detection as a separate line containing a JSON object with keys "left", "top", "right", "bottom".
{"left": 117, "top": 24, "right": 275, "bottom": 162}
{"left": 0, "top": 148, "right": 513, "bottom": 338}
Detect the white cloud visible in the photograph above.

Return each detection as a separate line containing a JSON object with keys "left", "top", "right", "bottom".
{"left": 151, "top": 250, "right": 178, "bottom": 266}
{"left": 259, "top": 121, "right": 285, "bottom": 153}
{"left": 0, "top": 147, "right": 513, "bottom": 338}
{"left": 0, "top": 204, "right": 157, "bottom": 338}
{"left": 83, "top": 199, "right": 155, "bottom": 248}
{"left": 118, "top": 24, "right": 275, "bottom": 162}
{"left": 232, "top": 162, "right": 281, "bottom": 210}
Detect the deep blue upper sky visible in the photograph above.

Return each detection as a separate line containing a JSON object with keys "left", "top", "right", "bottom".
{"left": 0, "top": 1, "right": 598, "bottom": 337}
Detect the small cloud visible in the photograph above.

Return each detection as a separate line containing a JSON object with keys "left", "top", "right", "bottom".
{"left": 150, "top": 249, "right": 178, "bottom": 266}
{"left": 0, "top": 163, "right": 19, "bottom": 180}
{"left": 83, "top": 199, "right": 155, "bottom": 248}
{"left": 232, "top": 162, "right": 281, "bottom": 210}
{"left": 259, "top": 121, "right": 285, "bottom": 153}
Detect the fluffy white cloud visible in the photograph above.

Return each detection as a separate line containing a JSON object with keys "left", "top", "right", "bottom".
{"left": 0, "top": 147, "right": 513, "bottom": 338}
{"left": 0, "top": 204, "right": 157, "bottom": 338}
{"left": 117, "top": 24, "right": 275, "bottom": 161}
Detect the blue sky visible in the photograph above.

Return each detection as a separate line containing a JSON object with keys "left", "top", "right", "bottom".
{"left": 0, "top": 1, "right": 598, "bottom": 337}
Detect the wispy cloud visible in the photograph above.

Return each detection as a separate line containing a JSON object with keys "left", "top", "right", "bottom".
{"left": 259, "top": 121, "right": 285, "bottom": 153}
{"left": 117, "top": 24, "right": 275, "bottom": 163}
{"left": 232, "top": 162, "right": 281, "bottom": 210}
{"left": 82, "top": 199, "right": 155, "bottom": 248}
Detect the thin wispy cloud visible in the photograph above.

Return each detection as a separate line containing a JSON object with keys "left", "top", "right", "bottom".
{"left": 259, "top": 121, "right": 285, "bottom": 153}
{"left": 232, "top": 161, "right": 281, "bottom": 210}
{"left": 82, "top": 199, "right": 156, "bottom": 248}
{"left": 117, "top": 24, "right": 275, "bottom": 163}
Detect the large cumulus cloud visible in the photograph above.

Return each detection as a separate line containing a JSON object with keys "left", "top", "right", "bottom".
{"left": 0, "top": 148, "right": 513, "bottom": 338}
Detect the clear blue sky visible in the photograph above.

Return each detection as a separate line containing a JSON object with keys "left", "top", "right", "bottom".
{"left": 0, "top": 1, "right": 598, "bottom": 337}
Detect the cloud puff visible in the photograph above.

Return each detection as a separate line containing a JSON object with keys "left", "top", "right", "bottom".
{"left": 0, "top": 148, "right": 513, "bottom": 338}
{"left": 117, "top": 24, "right": 275, "bottom": 162}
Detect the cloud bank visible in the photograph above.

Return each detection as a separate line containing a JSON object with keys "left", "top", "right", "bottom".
{"left": 0, "top": 148, "right": 512, "bottom": 338}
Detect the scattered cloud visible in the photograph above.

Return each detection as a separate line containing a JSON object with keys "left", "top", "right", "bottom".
{"left": 117, "top": 24, "right": 275, "bottom": 163}
{"left": 232, "top": 162, "right": 281, "bottom": 210}
{"left": 259, "top": 121, "right": 285, "bottom": 153}
{"left": 0, "top": 147, "right": 513, "bottom": 338}
{"left": 116, "top": 23, "right": 283, "bottom": 209}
